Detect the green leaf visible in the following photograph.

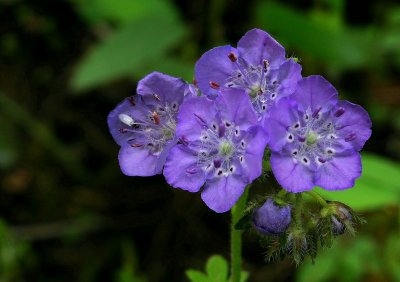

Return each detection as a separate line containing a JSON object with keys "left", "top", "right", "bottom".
{"left": 206, "top": 255, "right": 228, "bottom": 282}
{"left": 255, "top": 2, "right": 371, "bottom": 71}
{"left": 316, "top": 153, "right": 400, "bottom": 211}
{"left": 71, "top": 0, "right": 176, "bottom": 25}
{"left": 240, "top": 271, "right": 249, "bottom": 282}
{"left": 186, "top": 270, "right": 209, "bottom": 282}
{"left": 70, "top": 12, "right": 186, "bottom": 92}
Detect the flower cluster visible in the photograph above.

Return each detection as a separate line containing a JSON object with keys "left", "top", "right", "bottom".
{"left": 108, "top": 28, "right": 371, "bottom": 214}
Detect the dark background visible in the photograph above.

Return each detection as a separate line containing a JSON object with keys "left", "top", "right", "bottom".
{"left": 0, "top": 0, "right": 399, "bottom": 281}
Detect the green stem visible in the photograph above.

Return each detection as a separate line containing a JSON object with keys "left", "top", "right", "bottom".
{"left": 305, "top": 190, "right": 328, "bottom": 207}
{"left": 294, "top": 194, "right": 303, "bottom": 225}
{"left": 230, "top": 187, "right": 249, "bottom": 282}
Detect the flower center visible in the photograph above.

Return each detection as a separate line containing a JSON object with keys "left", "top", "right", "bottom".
{"left": 118, "top": 98, "right": 179, "bottom": 155}
{"left": 219, "top": 141, "right": 233, "bottom": 157}
{"left": 306, "top": 131, "right": 318, "bottom": 146}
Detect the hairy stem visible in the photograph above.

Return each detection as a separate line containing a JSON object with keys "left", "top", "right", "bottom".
{"left": 230, "top": 187, "right": 249, "bottom": 282}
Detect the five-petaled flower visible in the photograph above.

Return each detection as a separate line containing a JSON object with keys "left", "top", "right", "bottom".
{"left": 266, "top": 75, "right": 372, "bottom": 192}
{"left": 163, "top": 89, "right": 268, "bottom": 212}
{"left": 195, "top": 28, "right": 302, "bottom": 123}
{"left": 107, "top": 72, "right": 188, "bottom": 176}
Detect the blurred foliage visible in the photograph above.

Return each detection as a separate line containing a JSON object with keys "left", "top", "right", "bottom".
{"left": 186, "top": 255, "right": 249, "bottom": 282}
{"left": 0, "top": 0, "right": 399, "bottom": 281}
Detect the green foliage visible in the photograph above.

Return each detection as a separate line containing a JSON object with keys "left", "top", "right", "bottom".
{"left": 71, "top": 11, "right": 187, "bottom": 92}
{"left": 72, "top": 0, "right": 176, "bottom": 25}
{"left": 114, "top": 240, "right": 147, "bottom": 282}
{"left": 0, "top": 220, "right": 32, "bottom": 282}
{"left": 0, "top": 117, "right": 18, "bottom": 168}
{"left": 316, "top": 153, "right": 400, "bottom": 211}
{"left": 186, "top": 255, "right": 248, "bottom": 282}
{"left": 255, "top": 2, "right": 371, "bottom": 72}
{"left": 297, "top": 234, "right": 400, "bottom": 282}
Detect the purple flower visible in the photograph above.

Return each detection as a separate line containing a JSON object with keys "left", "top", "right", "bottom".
{"left": 266, "top": 75, "right": 372, "bottom": 192}
{"left": 163, "top": 89, "right": 268, "bottom": 213}
{"left": 252, "top": 198, "right": 291, "bottom": 235}
{"left": 107, "top": 72, "right": 188, "bottom": 176}
{"left": 195, "top": 28, "right": 302, "bottom": 122}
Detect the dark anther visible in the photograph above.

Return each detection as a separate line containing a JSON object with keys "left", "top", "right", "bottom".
{"left": 298, "top": 136, "right": 306, "bottom": 142}
{"left": 294, "top": 123, "right": 300, "bottom": 129}
{"left": 318, "top": 157, "right": 326, "bottom": 163}
{"left": 312, "top": 107, "right": 322, "bottom": 118}
{"left": 178, "top": 136, "right": 188, "bottom": 146}
{"left": 230, "top": 167, "right": 234, "bottom": 172}
{"left": 345, "top": 133, "right": 357, "bottom": 142}
{"left": 292, "top": 150, "right": 298, "bottom": 155}
{"left": 227, "top": 83, "right": 234, "bottom": 87}
{"left": 128, "top": 96, "right": 136, "bottom": 106}
{"left": 237, "top": 73, "right": 242, "bottom": 78}
{"left": 225, "top": 121, "right": 231, "bottom": 127}
{"left": 327, "top": 149, "right": 333, "bottom": 154}
{"left": 228, "top": 52, "right": 237, "bottom": 62}
{"left": 212, "top": 123, "right": 217, "bottom": 130}
{"left": 151, "top": 111, "right": 160, "bottom": 125}
{"left": 217, "top": 170, "right": 223, "bottom": 176}
{"left": 131, "top": 144, "right": 142, "bottom": 148}
{"left": 263, "top": 60, "right": 269, "bottom": 71}
{"left": 153, "top": 94, "right": 161, "bottom": 101}
{"left": 303, "top": 158, "right": 308, "bottom": 163}
{"left": 288, "top": 134, "right": 293, "bottom": 140}
{"left": 210, "top": 81, "right": 220, "bottom": 89}
{"left": 172, "top": 102, "right": 178, "bottom": 110}
{"left": 214, "top": 159, "right": 222, "bottom": 168}
{"left": 305, "top": 114, "right": 309, "bottom": 120}
{"left": 334, "top": 107, "right": 345, "bottom": 117}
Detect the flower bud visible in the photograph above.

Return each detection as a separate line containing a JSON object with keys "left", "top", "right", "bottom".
{"left": 252, "top": 198, "right": 291, "bottom": 235}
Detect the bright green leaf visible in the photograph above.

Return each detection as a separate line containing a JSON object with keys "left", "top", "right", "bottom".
{"left": 186, "top": 270, "right": 209, "bottom": 282}
{"left": 206, "top": 255, "right": 228, "bottom": 282}
{"left": 70, "top": 12, "right": 186, "bottom": 92}
{"left": 71, "top": 0, "right": 176, "bottom": 25}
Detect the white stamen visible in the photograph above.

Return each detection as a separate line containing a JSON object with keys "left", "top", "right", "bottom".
{"left": 118, "top": 113, "right": 135, "bottom": 126}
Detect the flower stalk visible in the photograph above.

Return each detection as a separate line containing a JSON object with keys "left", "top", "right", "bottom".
{"left": 230, "top": 187, "right": 249, "bottom": 282}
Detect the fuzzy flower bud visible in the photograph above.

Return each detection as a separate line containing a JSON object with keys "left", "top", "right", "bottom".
{"left": 252, "top": 198, "right": 291, "bottom": 235}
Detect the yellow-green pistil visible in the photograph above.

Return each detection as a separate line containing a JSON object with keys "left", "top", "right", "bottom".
{"left": 219, "top": 141, "right": 233, "bottom": 157}
{"left": 306, "top": 131, "right": 318, "bottom": 146}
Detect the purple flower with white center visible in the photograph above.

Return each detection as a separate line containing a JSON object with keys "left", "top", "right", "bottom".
{"left": 163, "top": 88, "right": 268, "bottom": 213}
{"left": 252, "top": 198, "right": 291, "bottom": 235}
{"left": 195, "top": 28, "right": 302, "bottom": 122}
{"left": 266, "top": 75, "right": 372, "bottom": 192}
{"left": 107, "top": 72, "right": 187, "bottom": 176}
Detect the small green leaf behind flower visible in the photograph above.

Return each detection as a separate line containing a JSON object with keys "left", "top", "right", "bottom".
{"left": 185, "top": 255, "right": 248, "bottom": 282}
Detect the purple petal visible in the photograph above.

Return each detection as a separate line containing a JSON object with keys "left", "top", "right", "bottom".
{"left": 195, "top": 45, "right": 239, "bottom": 97}
{"left": 333, "top": 101, "right": 372, "bottom": 151}
{"left": 293, "top": 75, "right": 338, "bottom": 113}
{"left": 118, "top": 145, "right": 161, "bottom": 176}
{"left": 275, "top": 59, "right": 302, "bottom": 97}
{"left": 237, "top": 28, "right": 286, "bottom": 69}
{"left": 163, "top": 145, "right": 206, "bottom": 192}
{"left": 264, "top": 98, "right": 298, "bottom": 151}
{"left": 242, "top": 126, "right": 269, "bottom": 182}
{"left": 107, "top": 96, "right": 147, "bottom": 146}
{"left": 270, "top": 152, "right": 314, "bottom": 192}
{"left": 201, "top": 175, "right": 247, "bottom": 213}
{"left": 216, "top": 88, "right": 258, "bottom": 130}
{"left": 315, "top": 152, "right": 361, "bottom": 190}
{"left": 176, "top": 96, "right": 217, "bottom": 141}
{"left": 137, "top": 71, "right": 186, "bottom": 105}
